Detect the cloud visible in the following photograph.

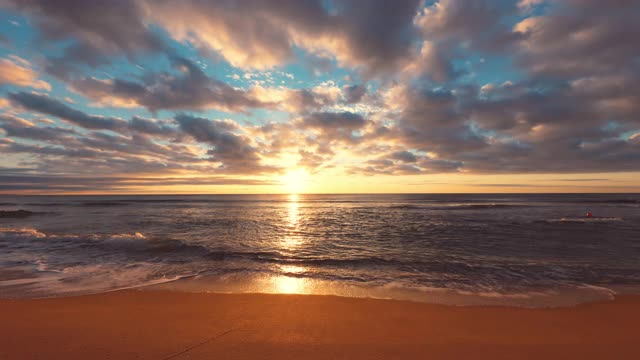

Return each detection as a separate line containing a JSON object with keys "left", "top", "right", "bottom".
{"left": 299, "top": 111, "right": 369, "bottom": 145}
{"left": 353, "top": 161, "right": 425, "bottom": 176}
{"left": 250, "top": 85, "right": 338, "bottom": 113}
{"left": 129, "top": 116, "right": 180, "bottom": 138}
{"left": 149, "top": 0, "right": 319, "bottom": 70}
{"left": 417, "top": 0, "right": 518, "bottom": 50}
{"left": 406, "top": 41, "right": 458, "bottom": 82}
{"left": 350, "top": 148, "right": 464, "bottom": 175}
{"left": 1, "top": 0, "right": 640, "bottom": 189}
{"left": 0, "top": 169, "right": 275, "bottom": 193}
{"left": 0, "top": 55, "right": 51, "bottom": 90}
{"left": 512, "top": 0, "right": 640, "bottom": 78}
{"left": 8, "top": 92, "right": 128, "bottom": 131}
{"left": 296, "top": 149, "right": 334, "bottom": 172}
{"left": 0, "top": 114, "right": 77, "bottom": 143}
{"left": 251, "top": 79, "right": 377, "bottom": 115}
{"left": 389, "top": 150, "right": 417, "bottom": 163}
{"left": 252, "top": 111, "right": 383, "bottom": 173}
{"left": 418, "top": 157, "right": 464, "bottom": 172}
{"left": 379, "top": 72, "right": 640, "bottom": 174}
{"left": 391, "top": 85, "right": 487, "bottom": 155}
{"left": 175, "top": 114, "right": 275, "bottom": 174}
{"left": 409, "top": 0, "right": 520, "bottom": 81}
{"left": 0, "top": 99, "right": 281, "bottom": 179}
{"left": 344, "top": 84, "right": 367, "bottom": 104}
{"left": 301, "top": 112, "right": 367, "bottom": 131}
{"left": 1, "top": 139, "right": 105, "bottom": 159}
{"left": 517, "top": 0, "right": 545, "bottom": 12}
{"left": 3, "top": 0, "right": 424, "bottom": 76}
{"left": 0, "top": 0, "right": 167, "bottom": 78}
{"left": 0, "top": 123, "right": 211, "bottom": 177}
{"left": 539, "top": 178, "right": 609, "bottom": 182}
{"left": 321, "top": 0, "right": 423, "bottom": 74}
{"left": 70, "top": 57, "right": 270, "bottom": 113}
{"left": 148, "top": 0, "right": 422, "bottom": 74}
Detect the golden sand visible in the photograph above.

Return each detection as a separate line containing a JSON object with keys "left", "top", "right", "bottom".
{"left": 1, "top": 291, "right": 638, "bottom": 359}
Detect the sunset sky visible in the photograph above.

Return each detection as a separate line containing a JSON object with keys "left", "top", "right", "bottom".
{"left": 0, "top": 0, "right": 638, "bottom": 194}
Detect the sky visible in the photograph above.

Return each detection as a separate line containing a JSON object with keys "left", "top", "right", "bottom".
{"left": 0, "top": 0, "right": 639, "bottom": 194}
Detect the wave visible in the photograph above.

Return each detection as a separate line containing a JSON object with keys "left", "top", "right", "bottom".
{"left": 0, "top": 227, "right": 206, "bottom": 255}
{"left": 21, "top": 203, "right": 69, "bottom": 207}
{"left": 0, "top": 210, "right": 39, "bottom": 218}
{"left": 5, "top": 226, "right": 630, "bottom": 279}
{"left": 96, "top": 232, "right": 205, "bottom": 253}
{"left": 447, "top": 204, "right": 528, "bottom": 210}
{"left": 386, "top": 205, "right": 424, "bottom": 209}
{"left": 387, "top": 203, "right": 529, "bottom": 210}
{"left": 269, "top": 256, "right": 401, "bottom": 267}
{"left": 0, "top": 227, "right": 47, "bottom": 239}
{"left": 204, "top": 251, "right": 401, "bottom": 267}
{"left": 0, "top": 227, "right": 429, "bottom": 270}
{"left": 9, "top": 202, "right": 130, "bottom": 207}
{"left": 81, "top": 202, "right": 130, "bottom": 207}
{"left": 545, "top": 217, "right": 624, "bottom": 224}
{"left": 574, "top": 199, "right": 639, "bottom": 204}
{"left": 120, "top": 199, "right": 189, "bottom": 203}
{"left": 15, "top": 202, "right": 134, "bottom": 207}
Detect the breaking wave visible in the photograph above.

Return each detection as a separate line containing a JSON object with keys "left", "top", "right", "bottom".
{"left": 0, "top": 210, "right": 50, "bottom": 218}
{"left": 545, "top": 217, "right": 624, "bottom": 223}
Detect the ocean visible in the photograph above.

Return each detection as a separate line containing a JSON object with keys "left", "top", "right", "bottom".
{"left": 1, "top": 193, "right": 639, "bottom": 307}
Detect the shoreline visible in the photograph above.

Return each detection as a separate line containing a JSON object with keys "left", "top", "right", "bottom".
{"left": 1, "top": 290, "right": 638, "bottom": 359}
{"left": 3, "top": 269, "right": 635, "bottom": 308}
{"left": 3, "top": 269, "right": 637, "bottom": 308}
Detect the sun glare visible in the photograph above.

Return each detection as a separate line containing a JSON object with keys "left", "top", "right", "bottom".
{"left": 282, "top": 169, "right": 309, "bottom": 194}
{"left": 273, "top": 275, "right": 307, "bottom": 294}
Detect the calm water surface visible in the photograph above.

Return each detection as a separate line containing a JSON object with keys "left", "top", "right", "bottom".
{"left": 1, "top": 194, "right": 639, "bottom": 306}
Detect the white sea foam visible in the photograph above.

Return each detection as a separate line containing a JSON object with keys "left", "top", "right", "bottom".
{"left": 548, "top": 217, "right": 624, "bottom": 223}
{"left": 0, "top": 227, "right": 46, "bottom": 239}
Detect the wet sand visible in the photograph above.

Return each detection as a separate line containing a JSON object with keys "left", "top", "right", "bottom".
{"left": 0, "top": 290, "right": 638, "bottom": 359}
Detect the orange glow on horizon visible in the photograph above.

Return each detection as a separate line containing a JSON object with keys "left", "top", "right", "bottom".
{"left": 281, "top": 169, "right": 309, "bottom": 194}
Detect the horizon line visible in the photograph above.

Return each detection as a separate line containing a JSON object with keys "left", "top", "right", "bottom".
{"left": 1, "top": 192, "right": 639, "bottom": 196}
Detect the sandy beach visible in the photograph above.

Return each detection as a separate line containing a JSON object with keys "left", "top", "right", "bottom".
{"left": 1, "top": 290, "right": 638, "bottom": 359}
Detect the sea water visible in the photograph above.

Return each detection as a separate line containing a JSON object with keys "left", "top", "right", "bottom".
{"left": 1, "top": 194, "right": 639, "bottom": 307}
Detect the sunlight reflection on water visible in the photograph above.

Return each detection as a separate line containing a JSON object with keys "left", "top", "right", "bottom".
{"left": 272, "top": 275, "right": 307, "bottom": 294}
{"left": 282, "top": 194, "right": 302, "bottom": 248}
{"left": 273, "top": 195, "right": 308, "bottom": 293}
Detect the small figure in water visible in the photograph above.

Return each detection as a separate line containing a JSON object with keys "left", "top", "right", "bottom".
{"left": 586, "top": 211, "right": 593, "bottom": 218}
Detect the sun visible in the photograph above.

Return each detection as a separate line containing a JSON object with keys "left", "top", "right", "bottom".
{"left": 282, "top": 168, "right": 309, "bottom": 194}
